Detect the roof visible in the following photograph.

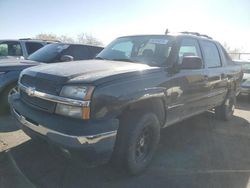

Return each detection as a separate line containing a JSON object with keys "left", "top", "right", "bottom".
{"left": 0, "top": 39, "right": 59, "bottom": 43}
{"left": 117, "top": 32, "right": 215, "bottom": 42}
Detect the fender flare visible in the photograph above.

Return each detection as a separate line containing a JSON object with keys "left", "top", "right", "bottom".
{"left": 118, "top": 87, "right": 167, "bottom": 126}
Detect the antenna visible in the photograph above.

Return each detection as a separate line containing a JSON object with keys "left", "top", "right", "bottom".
{"left": 165, "top": 29, "right": 169, "bottom": 35}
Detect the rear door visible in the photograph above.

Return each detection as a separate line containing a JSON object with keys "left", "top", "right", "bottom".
{"left": 200, "top": 40, "right": 228, "bottom": 107}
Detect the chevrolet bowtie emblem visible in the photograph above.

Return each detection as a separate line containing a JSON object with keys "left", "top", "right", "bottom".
{"left": 26, "top": 87, "right": 36, "bottom": 96}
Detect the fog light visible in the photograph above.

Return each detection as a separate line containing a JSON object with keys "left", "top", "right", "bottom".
{"left": 55, "top": 104, "right": 82, "bottom": 119}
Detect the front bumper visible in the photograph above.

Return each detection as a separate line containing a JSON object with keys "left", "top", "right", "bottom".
{"left": 9, "top": 93, "right": 119, "bottom": 161}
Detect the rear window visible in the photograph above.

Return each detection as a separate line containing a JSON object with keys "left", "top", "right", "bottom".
{"left": 61, "top": 45, "right": 93, "bottom": 60}
{"left": 25, "top": 42, "right": 44, "bottom": 55}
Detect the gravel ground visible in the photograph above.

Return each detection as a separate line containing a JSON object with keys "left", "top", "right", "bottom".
{"left": 0, "top": 96, "right": 250, "bottom": 188}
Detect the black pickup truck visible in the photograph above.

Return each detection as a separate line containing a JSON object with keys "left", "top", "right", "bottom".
{"left": 9, "top": 33, "right": 242, "bottom": 175}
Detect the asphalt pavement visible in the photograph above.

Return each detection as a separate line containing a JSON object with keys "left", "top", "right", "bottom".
{"left": 0, "top": 96, "right": 250, "bottom": 188}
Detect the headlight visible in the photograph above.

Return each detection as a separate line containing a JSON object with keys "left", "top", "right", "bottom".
{"left": 60, "top": 85, "right": 94, "bottom": 100}
{"left": 55, "top": 85, "right": 94, "bottom": 119}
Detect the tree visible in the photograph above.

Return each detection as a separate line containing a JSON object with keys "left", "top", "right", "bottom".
{"left": 35, "top": 33, "right": 60, "bottom": 42}
{"left": 223, "top": 42, "right": 241, "bottom": 53}
{"left": 223, "top": 42, "right": 242, "bottom": 60}
{"left": 77, "top": 33, "right": 103, "bottom": 46}
{"left": 35, "top": 33, "right": 103, "bottom": 46}
{"left": 59, "top": 35, "right": 75, "bottom": 43}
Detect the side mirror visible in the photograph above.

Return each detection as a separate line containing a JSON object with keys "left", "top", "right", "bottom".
{"left": 60, "top": 55, "right": 74, "bottom": 62}
{"left": 180, "top": 56, "right": 203, "bottom": 69}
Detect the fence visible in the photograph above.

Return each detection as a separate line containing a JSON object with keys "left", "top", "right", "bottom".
{"left": 229, "top": 53, "right": 250, "bottom": 60}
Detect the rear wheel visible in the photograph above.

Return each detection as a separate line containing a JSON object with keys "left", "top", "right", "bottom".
{"left": 0, "top": 84, "right": 17, "bottom": 115}
{"left": 112, "top": 111, "right": 160, "bottom": 175}
{"left": 215, "top": 92, "right": 236, "bottom": 121}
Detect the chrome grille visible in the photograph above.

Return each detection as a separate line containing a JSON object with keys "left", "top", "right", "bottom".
{"left": 19, "top": 75, "right": 60, "bottom": 113}
{"left": 20, "top": 75, "right": 60, "bottom": 95}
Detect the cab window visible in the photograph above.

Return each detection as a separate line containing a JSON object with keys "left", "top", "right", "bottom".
{"left": 200, "top": 40, "right": 221, "bottom": 68}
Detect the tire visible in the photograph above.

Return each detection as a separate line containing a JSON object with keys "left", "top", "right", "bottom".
{"left": 111, "top": 111, "right": 161, "bottom": 175}
{"left": 0, "top": 83, "right": 17, "bottom": 115}
{"left": 215, "top": 91, "right": 236, "bottom": 121}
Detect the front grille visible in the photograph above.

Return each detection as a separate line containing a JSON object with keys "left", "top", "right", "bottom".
{"left": 20, "top": 74, "right": 61, "bottom": 113}
{"left": 20, "top": 91, "right": 57, "bottom": 113}
{"left": 21, "top": 75, "right": 60, "bottom": 95}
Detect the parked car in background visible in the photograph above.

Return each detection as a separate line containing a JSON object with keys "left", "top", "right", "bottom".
{"left": 0, "top": 39, "right": 54, "bottom": 59}
{"left": 0, "top": 43, "right": 103, "bottom": 114}
{"left": 240, "top": 62, "right": 250, "bottom": 96}
{"left": 26, "top": 43, "right": 103, "bottom": 63}
{"left": 9, "top": 32, "right": 242, "bottom": 175}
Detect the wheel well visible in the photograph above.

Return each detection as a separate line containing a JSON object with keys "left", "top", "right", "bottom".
{"left": 119, "top": 97, "right": 166, "bottom": 127}
{"left": 0, "top": 82, "right": 17, "bottom": 97}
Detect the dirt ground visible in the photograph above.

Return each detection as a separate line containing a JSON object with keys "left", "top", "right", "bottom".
{"left": 0, "top": 96, "right": 250, "bottom": 188}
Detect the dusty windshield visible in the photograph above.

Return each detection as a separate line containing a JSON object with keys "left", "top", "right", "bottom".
{"left": 96, "top": 36, "right": 173, "bottom": 66}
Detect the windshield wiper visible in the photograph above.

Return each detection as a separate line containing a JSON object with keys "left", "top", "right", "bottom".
{"left": 111, "top": 58, "right": 136, "bottom": 62}
{"left": 95, "top": 56, "right": 109, "bottom": 60}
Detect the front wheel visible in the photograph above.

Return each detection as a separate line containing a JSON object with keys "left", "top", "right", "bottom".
{"left": 0, "top": 84, "right": 18, "bottom": 115}
{"left": 112, "top": 112, "right": 161, "bottom": 175}
{"left": 215, "top": 92, "right": 236, "bottom": 121}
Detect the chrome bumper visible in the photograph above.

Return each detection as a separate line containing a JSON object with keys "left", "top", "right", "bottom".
{"left": 13, "top": 108, "right": 117, "bottom": 145}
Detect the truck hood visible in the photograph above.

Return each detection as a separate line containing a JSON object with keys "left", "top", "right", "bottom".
{"left": 24, "top": 60, "right": 159, "bottom": 84}
{"left": 0, "top": 59, "right": 41, "bottom": 72}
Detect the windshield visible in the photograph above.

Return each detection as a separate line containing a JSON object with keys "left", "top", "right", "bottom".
{"left": 96, "top": 36, "right": 173, "bottom": 66}
{"left": 27, "top": 43, "right": 70, "bottom": 63}
{"left": 243, "top": 63, "right": 250, "bottom": 73}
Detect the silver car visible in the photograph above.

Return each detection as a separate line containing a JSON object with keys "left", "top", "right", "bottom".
{"left": 240, "top": 63, "right": 250, "bottom": 96}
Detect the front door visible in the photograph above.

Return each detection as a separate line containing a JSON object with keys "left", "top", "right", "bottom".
{"left": 166, "top": 38, "right": 208, "bottom": 125}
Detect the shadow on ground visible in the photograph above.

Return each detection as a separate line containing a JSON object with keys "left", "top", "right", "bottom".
{"left": 236, "top": 95, "right": 250, "bottom": 111}
{"left": 0, "top": 116, "right": 19, "bottom": 132}
{"left": 1, "top": 98, "right": 250, "bottom": 188}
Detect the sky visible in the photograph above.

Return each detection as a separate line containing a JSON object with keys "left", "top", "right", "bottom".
{"left": 0, "top": 0, "right": 250, "bottom": 52}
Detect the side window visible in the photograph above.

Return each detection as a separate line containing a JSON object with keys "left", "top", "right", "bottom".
{"left": 178, "top": 38, "right": 202, "bottom": 64}
{"left": 0, "top": 42, "right": 22, "bottom": 56}
{"left": 62, "top": 45, "right": 92, "bottom": 60}
{"left": 25, "top": 42, "right": 44, "bottom": 55}
{"left": 200, "top": 41, "right": 221, "bottom": 68}
{"left": 0, "top": 43, "right": 8, "bottom": 56}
